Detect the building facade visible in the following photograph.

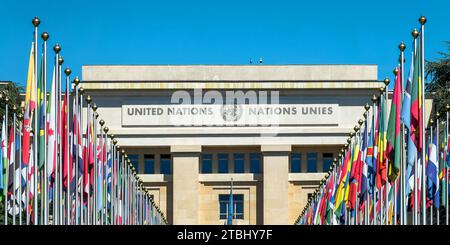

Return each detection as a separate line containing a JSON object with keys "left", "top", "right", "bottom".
{"left": 81, "top": 65, "right": 382, "bottom": 225}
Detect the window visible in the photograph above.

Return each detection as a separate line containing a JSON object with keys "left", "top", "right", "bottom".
{"left": 219, "top": 194, "right": 244, "bottom": 220}
{"left": 201, "top": 154, "right": 213, "bottom": 174}
{"left": 307, "top": 153, "right": 317, "bottom": 173}
{"left": 290, "top": 153, "right": 302, "bottom": 173}
{"left": 144, "top": 154, "right": 155, "bottom": 174}
{"left": 128, "top": 154, "right": 139, "bottom": 174}
{"left": 160, "top": 154, "right": 171, "bottom": 175}
{"left": 322, "top": 153, "right": 333, "bottom": 172}
{"left": 218, "top": 154, "right": 229, "bottom": 173}
{"left": 250, "top": 153, "right": 261, "bottom": 174}
{"left": 234, "top": 153, "right": 245, "bottom": 173}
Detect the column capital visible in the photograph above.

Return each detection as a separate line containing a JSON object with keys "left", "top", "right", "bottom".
{"left": 170, "top": 145, "right": 202, "bottom": 153}
{"left": 260, "top": 144, "right": 292, "bottom": 153}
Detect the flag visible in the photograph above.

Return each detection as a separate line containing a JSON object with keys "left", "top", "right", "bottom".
{"left": 38, "top": 60, "right": 45, "bottom": 170}
{"left": 360, "top": 121, "right": 369, "bottom": 202}
{"left": 334, "top": 149, "right": 351, "bottom": 217}
{"left": 47, "top": 66, "right": 57, "bottom": 185}
{"left": 22, "top": 43, "right": 37, "bottom": 169}
{"left": 426, "top": 128, "right": 439, "bottom": 208}
{"left": 410, "top": 37, "right": 423, "bottom": 156}
{"left": 376, "top": 96, "right": 387, "bottom": 189}
{"left": 0, "top": 118, "right": 5, "bottom": 200}
{"left": 348, "top": 139, "right": 362, "bottom": 210}
{"left": 387, "top": 65, "right": 402, "bottom": 181}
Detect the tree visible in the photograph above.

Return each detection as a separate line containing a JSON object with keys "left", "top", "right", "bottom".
{"left": 426, "top": 41, "right": 450, "bottom": 115}
{"left": 0, "top": 81, "right": 23, "bottom": 124}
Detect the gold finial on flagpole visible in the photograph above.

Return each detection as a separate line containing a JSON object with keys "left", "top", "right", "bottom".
{"left": 79, "top": 87, "right": 84, "bottom": 95}
{"left": 92, "top": 103, "right": 98, "bottom": 112}
{"left": 99, "top": 119, "right": 105, "bottom": 126}
{"left": 364, "top": 103, "right": 370, "bottom": 111}
{"left": 64, "top": 67, "right": 71, "bottom": 76}
{"left": 399, "top": 42, "right": 406, "bottom": 52}
{"left": 85, "top": 95, "right": 92, "bottom": 104}
{"left": 32, "top": 16, "right": 40, "bottom": 27}
{"left": 383, "top": 77, "right": 390, "bottom": 86}
{"left": 371, "top": 94, "right": 377, "bottom": 103}
{"left": 53, "top": 43, "right": 61, "bottom": 53}
{"left": 58, "top": 56, "right": 64, "bottom": 65}
{"left": 104, "top": 126, "right": 109, "bottom": 133}
{"left": 41, "top": 32, "right": 49, "bottom": 41}
{"left": 419, "top": 16, "right": 427, "bottom": 25}
{"left": 393, "top": 67, "right": 399, "bottom": 76}
{"left": 73, "top": 76, "right": 80, "bottom": 86}
{"left": 412, "top": 28, "right": 419, "bottom": 39}
{"left": 358, "top": 119, "right": 364, "bottom": 125}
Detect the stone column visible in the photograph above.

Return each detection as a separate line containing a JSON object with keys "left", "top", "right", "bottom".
{"left": 261, "top": 144, "right": 291, "bottom": 225}
{"left": 171, "top": 145, "right": 201, "bottom": 225}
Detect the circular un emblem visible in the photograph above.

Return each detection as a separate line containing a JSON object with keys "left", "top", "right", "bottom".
{"left": 221, "top": 104, "right": 243, "bottom": 122}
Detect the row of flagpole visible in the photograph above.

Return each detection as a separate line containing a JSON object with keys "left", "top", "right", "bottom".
{"left": 0, "top": 16, "right": 167, "bottom": 225}
{"left": 296, "top": 16, "right": 450, "bottom": 225}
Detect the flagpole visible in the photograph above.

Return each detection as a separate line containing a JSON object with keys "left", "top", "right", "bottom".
{"left": 93, "top": 106, "right": 99, "bottom": 225}
{"left": 32, "top": 16, "right": 40, "bottom": 225}
{"left": 79, "top": 87, "right": 84, "bottom": 225}
{"left": 436, "top": 114, "right": 440, "bottom": 225}
{"left": 41, "top": 32, "right": 49, "bottom": 225}
{"left": 73, "top": 78, "right": 80, "bottom": 225}
{"left": 371, "top": 95, "right": 377, "bottom": 225}
{"left": 18, "top": 111, "right": 22, "bottom": 225}
{"left": 429, "top": 126, "right": 433, "bottom": 225}
{"left": 446, "top": 104, "right": 449, "bottom": 225}
{"left": 12, "top": 107, "right": 16, "bottom": 225}
{"left": 64, "top": 68, "right": 71, "bottom": 225}
{"left": 399, "top": 42, "right": 406, "bottom": 225}
{"left": 419, "top": 15, "right": 427, "bottom": 225}
{"left": 3, "top": 95, "right": 8, "bottom": 225}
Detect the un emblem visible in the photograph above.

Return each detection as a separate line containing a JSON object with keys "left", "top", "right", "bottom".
{"left": 221, "top": 104, "right": 243, "bottom": 122}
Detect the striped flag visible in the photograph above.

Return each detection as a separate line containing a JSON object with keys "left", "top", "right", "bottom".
{"left": 22, "top": 43, "right": 37, "bottom": 168}
{"left": 387, "top": 65, "right": 402, "bottom": 181}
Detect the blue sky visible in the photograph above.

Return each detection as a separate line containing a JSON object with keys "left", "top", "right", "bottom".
{"left": 0, "top": 0, "right": 449, "bottom": 89}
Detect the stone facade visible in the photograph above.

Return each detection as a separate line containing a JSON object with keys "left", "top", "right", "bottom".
{"left": 80, "top": 64, "right": 430, "bottom": 225}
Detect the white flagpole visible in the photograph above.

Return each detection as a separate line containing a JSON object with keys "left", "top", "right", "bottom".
{"left": 446, "top": 106, "right": 449, "bottom": 225}
{"left": 64, "top": 68, "right": 71, "bottom": 225}
{"left": 3, "top": 97, "right": 8, "bottom": 225}
{"left": 86, "top": 96, "right": 92, "bottom": 225}
{"left": 419, "top": 16, "right": 427, "bottom": 225}
{"left": 12, "top": 108, "right": 16, "bottom": 225}
{"left": 73, "top": 78, "right": 80, "bottom": 225}
{"left": 32, "top": 16, "right": 40, "bottom": 225}
{"left": 18, "top": 113, "right": 22, "bottom": 226}
{"left": 41, "top": 31, "right": 49, "bottom": 225}
{"left": 79, "top": 88, "right": 84, "bottom": 225}
{"left": 399, "top": 42, "right": 406, "bottom": 225}
{"left": 93, "top": 108, "right": 99, "bottom": 225}
{"left": 436, "top": 114, "right": 440, "bottom": 225}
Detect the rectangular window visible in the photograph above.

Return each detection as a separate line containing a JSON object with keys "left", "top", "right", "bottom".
{"left": 219, "top": 194, "right": 244, "bottom": 220}
{"left": 322, "top": 153, "right": 333, "bottom": 172}
{"left": 218, "top": 153, "right": 229, "bottom": 173}
{"left": 250, "top": 153, "right": 261, "bottom": 174}
{"left": 160, "top": 154, "right": 171, "bottom": 175}
{"left": 234, "top": 153, "right": 245, "bottom": 173}
{"left": 128, "top": 154, "right": 139, "bottom": 174}
{"left": 144, "top": 154, "right": 155, "bottom": 174}
{"left": 201, "top": 154, "right": 213, "bottom": 174}
{"left": 307, "top": 153, "right": 317, "bottom": 173}
{"left": 290, "top": 152, "right": 302, "bottom": 173}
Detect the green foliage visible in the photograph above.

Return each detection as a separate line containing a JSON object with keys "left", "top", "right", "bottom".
{"left": 0, "top": 81, "right": 24, "bottom": 124}
{"left": 426, "top": 41, "right": 450, "bottom": 115}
